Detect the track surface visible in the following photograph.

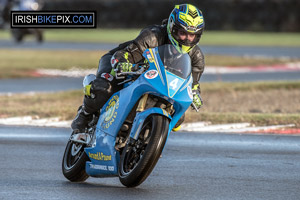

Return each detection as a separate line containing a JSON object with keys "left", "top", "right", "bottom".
{"left": 0, "top": 126, "right": 299, "bottom": 200}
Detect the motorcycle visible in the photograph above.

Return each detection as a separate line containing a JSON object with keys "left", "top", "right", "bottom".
{"left": 11, "top": 0, "right": 44, "bottom": 43}
{"left": 62, "top": 44, "right": 195, "bottom": 187}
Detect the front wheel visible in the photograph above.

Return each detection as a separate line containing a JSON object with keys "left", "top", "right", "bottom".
{"left": 62, "top": 138, "right": 89, "bottom": 182}
{"left": 119, "top": 115, "right": 169, "bottom": 187}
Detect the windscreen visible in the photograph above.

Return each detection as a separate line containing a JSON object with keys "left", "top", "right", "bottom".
{"left": 157, "top": 44, "right": 191, "bottom": 79}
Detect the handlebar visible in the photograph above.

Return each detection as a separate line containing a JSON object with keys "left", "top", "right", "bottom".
{"left": 115, "top": 64, "right": 147, "bottom": 80}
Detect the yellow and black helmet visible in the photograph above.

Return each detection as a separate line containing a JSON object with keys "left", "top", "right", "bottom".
{"left": 167, "top": 4, "right": 204, "bottom": 53}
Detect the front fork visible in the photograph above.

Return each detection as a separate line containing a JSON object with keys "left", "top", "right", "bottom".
{"left": 136, "top": 93, "right": 149, "bottom": 112}
{"left": 129, "top": 94, "right": 172, "bottom": 141}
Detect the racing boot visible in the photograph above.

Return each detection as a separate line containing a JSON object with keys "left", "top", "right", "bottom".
{"left": 71, "top": 105, "right": 93, "bottom": 133}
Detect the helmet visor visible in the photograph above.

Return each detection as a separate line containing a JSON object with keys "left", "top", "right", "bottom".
{"left": 172, "top": 25, "right": 201, "bottom": 47}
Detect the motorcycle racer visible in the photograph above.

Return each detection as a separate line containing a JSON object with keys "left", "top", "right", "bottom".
{"left": 72, "top": 4, "right": 205, "bottom": 132}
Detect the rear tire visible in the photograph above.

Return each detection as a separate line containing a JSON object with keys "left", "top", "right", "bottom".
{"left": 62, "top": 138, "right": 89, "bottom": 182}
{"left": 119, "top": 115, "right": 169, "bottom": 187}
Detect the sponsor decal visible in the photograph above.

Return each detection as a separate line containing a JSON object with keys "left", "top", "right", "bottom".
{"left": 102, "top": 95, "right": 119, "bottom": 129}
{"left": 89, "top": 164, "right": 115, "bottom": 172}
{"left": 144, "top": 70, "right": 158, "bottom": 79}
{"left": 146, "top": 54, "right": 155, "bottom": 63}
{"left": 187, "top": 86, "right": 193, "bottom": 99}
{"left": 101, "top": 73, "right": 114, "bottom": 82}
{"left": 88, "top": 152, "right": 112, "bottom": 161}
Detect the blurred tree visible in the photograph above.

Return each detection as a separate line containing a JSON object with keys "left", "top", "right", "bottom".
{"left": 42, "top": 0, "right": 300, "bottom": 32}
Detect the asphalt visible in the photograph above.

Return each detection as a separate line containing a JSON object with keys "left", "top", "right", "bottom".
{"left": 0, "top": 125, "right": 299, "bottom": 200}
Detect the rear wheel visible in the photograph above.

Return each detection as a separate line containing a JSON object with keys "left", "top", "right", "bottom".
{"left": 62, "top": 136, "right": 89, "bottom": 182}
{"left": 119, "top": 115, "right": 169, "bottom": 187}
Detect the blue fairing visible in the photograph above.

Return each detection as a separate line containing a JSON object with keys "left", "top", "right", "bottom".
{"left": 85, "top": 45, "right": 193, "bottom": 177}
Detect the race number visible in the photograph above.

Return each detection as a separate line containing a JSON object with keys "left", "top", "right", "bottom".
{"left": 169, "top": 78, "right": 179, "bottom": 90}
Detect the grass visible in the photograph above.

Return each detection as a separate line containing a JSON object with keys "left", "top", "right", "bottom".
{"left": 201, "top": 81, "right": 300, "bottom": 92}
{"left": 204, "top": 54, "right": 297, "bottom": 67}
{"left": 201, "top": 84, "right": 300, "bottom": 114}
{"left": 0, "top": 81, "right": 299, "bottom": 127}
{"left": 0, "top": 49, "right": 297, "bottom": 78}
{"left": 1, "top": 29, "right": 300, "bottom": 46}
{"left": 186, "top": 112, "right": 300, "bottom": 127}
{"left": 201, "top": 31, "right": 300, "bottom": 47}
{"left": 0, "top": 90, "right": 83, "bottom": 120}
{"left": 0, "top": 49, "right": 106, "bottom": 78}
{"left": 0, "top": 49, "right": 104, "bottom": 70}
{"left": 0, "top": 30, "right": 9, "bottom": 40}
{"left": 45, "top": 29, "right": 140, "bottom": 43}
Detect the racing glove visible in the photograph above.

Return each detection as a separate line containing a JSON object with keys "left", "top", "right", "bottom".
{"left": 114, "top": 62, "right": 133, "bottom": 73}
{"left": 192, "top": 84, "right": 203, "bottom": 111}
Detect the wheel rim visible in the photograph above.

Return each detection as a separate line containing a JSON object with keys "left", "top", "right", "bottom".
{"left": 121, "top": 118, "right": 153, "bottom": 175}
{"left": 64, "top": 142, "right": 85, "bottom": 170}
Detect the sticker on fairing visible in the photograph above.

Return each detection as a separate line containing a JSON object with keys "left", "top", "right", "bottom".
{"left": 146, "top": 54, "right": 155, "bottom": 63}
{"left": 187, "top": 86, "right": 193, "bottom": 100}
{"left": 144, "top": 70, "right": 158, "bottom": 79}
{"left": 102, "top": 94, "right": 119, "bottom": 129}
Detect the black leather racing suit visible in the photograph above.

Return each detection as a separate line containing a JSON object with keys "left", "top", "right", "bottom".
{"left": 85, "top": 24, "right": 205, "bottom": 123}
{"left": 97, "top": 23, "right": 205, "bottom": 90}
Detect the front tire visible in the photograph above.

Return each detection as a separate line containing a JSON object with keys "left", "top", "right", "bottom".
{"left": 119, "top": 115, "right": 169, "bottom": 187}
{"left": 62, "top": 138, "right": 89, "bottom": 182}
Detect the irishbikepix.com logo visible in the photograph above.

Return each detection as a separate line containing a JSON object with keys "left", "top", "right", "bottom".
{"left": 11, "top": 11, "right": 96, "bottom": 28}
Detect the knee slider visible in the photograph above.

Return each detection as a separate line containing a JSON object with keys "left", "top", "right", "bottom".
{"left": 91, "top": 78, "right": 113, "bottom": 95}
{"left": 83, "top": 78, "right": 114, "bottom": 114}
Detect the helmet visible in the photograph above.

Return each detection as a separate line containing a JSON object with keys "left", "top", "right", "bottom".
{"left": 167, "top": 4, "right": 204, "bottom": 53}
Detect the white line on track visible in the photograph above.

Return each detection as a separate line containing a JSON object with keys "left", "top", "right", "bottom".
{"left": 0, "top": 116, "right": 71, "bottom": 127}
{"left": 0, "top": 133, "right": 67, "bottom": 138}
{"left": 180, "top": 122, "right": 295, "bottom": 133}
{"left": 0, "top": 116, "right": 296, "bottom": 134}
